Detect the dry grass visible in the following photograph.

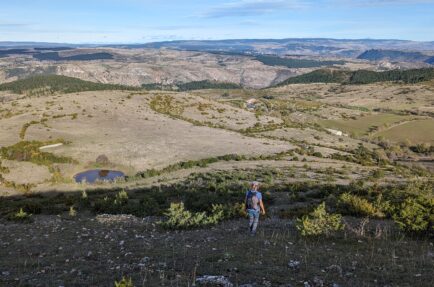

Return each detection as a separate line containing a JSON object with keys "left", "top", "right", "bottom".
{"left": 374, "top": 119, "right": 434, "bottom": 144}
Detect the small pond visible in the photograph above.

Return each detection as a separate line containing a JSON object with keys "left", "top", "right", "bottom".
{"left": 74, "top": 169, "right": 125, "bottom": 183}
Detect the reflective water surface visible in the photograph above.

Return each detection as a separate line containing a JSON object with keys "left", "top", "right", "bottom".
{"left": 74, "top": 169, "right": 125, "bottom": 183}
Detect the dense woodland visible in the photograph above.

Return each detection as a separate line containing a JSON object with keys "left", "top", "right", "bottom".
{"left": 255, "top": 55, "right": 345, "bottom": 68}
{"left": 142, "top": 80, "right": 241, "bottom": 91}
{"left": 33, "top": 52, "right": 114, "bottom": 61}
{"left": 357, "top": 49, "right": 429, "bottom": 62}
{"left": 0, "top": 75, "right": 138, "bottom": 94}
{"left": 277, "top": 68, "right": 434, "bottom": 86}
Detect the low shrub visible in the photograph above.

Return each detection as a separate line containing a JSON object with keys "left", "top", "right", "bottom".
{"left": 22, "top": 202, "right": 43, "bottom": 214}
{"left": 160, "top": 202, "right": 215, "bottom": 229}
{"left": 7, "top": 208, "right": 32, "bottom": 222}
{"left": 114, "top": 190, "right": 128, "bottom": 205}
{"left": 371, "top": 169, "right": 385, "bottom": 179}
{"left": 393, "top": 198, "right": 433, "bottom": 235}
{"left": 93, "top": 193, "right": 136, "bottom": 215}
{"left": 339, "top": 193, "right": 385, "bottom": 218}
{"left": 114, "top": 277, "right": 133, "bottom": 287}
{"left": 0, "top": 161, "right": 9, "bottom": 174}
{"left": 159, "top": 202, "right": 237, "bottom": 230}
{"left": 296, "top": 202, "right": 344, "bottom": 236}
{"left": 69, "top": 206, "right": 77, "bottom": 217}
{"left": 0, "top": 140, "right": 75, "bottom": 166}
{"left": 410, "top": 143, "right": 433, "bottom": 154}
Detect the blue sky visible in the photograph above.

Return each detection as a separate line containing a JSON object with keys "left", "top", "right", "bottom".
{"left": 1, "top": 0, "right": 434, "bottom": 43}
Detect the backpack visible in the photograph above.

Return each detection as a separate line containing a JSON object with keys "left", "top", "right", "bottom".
{"left": 246, "top": 191, "right": 259, "bottom": 210}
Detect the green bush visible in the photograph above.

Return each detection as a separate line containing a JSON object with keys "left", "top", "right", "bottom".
{"left": 371, "top": 169, "right": 385, "bottom": 179}
{"left": 296, "top": 202, "right": 344, "bottom": 236}
{"left": 0, "top": 161, "right": 10, "bottom": 174}
{"left": 69, "top": 206, "right": 77, "bottom": 217}
{"left": 93, "top": 191, "right": 141, "bottom": 215}
{"left": 114, "top": 190, "right": 128, "bottom": 205}
{"left": 159, "top": 202, "right": 226, "bottom": 230}
{"left": 7, "top": 208, "right": 32, "bottom": 222}
{"left": 114, "top": 277, "right": 133, "bottom": 287}
{"left": 0, "top": 140, "right": 75, "bottom": 166}
{"left": 393, "top": 198, "right": 432, "bottom": 234}
{"left": 410, "top": 143, "right": 433, "bottom": 154}
{"left": 339, "top": 193, "right": 384, "bottom": 218}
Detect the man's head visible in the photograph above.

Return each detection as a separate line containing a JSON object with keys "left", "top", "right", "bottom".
{"left": 251, "top": 181, "right": 260, "bottom": 191}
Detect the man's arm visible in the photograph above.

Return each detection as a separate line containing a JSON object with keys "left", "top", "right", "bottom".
{"left": 259, "top": 200, "right": 266, "bottom": 215}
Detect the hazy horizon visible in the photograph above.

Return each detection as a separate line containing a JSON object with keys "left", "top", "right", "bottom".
{"left": 1, "top": 36, "right": 434, "bottom": 46}
{"left": 1, "top": 0, "right": 434, "bottom": 44}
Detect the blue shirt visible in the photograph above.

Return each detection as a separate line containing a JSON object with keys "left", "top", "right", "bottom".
{"left": 246, "top": 190, "right": 262, "bottom": 201}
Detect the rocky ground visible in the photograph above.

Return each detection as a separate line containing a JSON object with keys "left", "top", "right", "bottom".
{"left": 1, "top": 212, "right": 433, "bottom": 287}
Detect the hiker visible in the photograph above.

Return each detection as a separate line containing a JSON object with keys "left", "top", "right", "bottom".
{"left": 245, "top": 181, "right": 265, "bottom": 235}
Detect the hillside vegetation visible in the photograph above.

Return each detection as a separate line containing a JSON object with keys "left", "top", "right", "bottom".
{"left": 357, "top": 49, "right": 428, "bottom": 62}
{"left": 0, "top": 75, "right": 138, "bottom": 94}
{"left": 33, "top": 52, "right": 114, "bottom": 61}
{"left": 277, "top": 68, "right": 434, "bottom": 86}
{"left": 255, "top": 55, "right": 345, "bottom": 68}
{"left": 142, "top": 80, "right": 241, "bottom": 91}
{"left": 426, "top": 56, "right": 434, "bottom": 65}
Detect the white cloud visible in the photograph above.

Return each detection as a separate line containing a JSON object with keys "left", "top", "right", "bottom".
{"left": 201, "top": 0, "right": 307, "bottom": 18}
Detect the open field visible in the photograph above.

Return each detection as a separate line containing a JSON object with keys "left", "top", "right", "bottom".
{"left": 319, "top": 114, "right": 415, "bottom": 137}
{"left": 0, "top": 90, "right": 291, "bottom": 192}
{"left": 374, "top": 119, "right": 434, "bottom": 144}
{"left": 0, "top": 72, "right": 433, "bottom": 286}
{"left": 270, "top": 82, "right": 434, "bottom": 114}
{"left": 1, "top": 74, "right": 433, "bottom": 193}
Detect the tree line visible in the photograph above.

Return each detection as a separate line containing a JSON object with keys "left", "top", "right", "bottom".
{"left": 0, "top": 75, "right": 138, "bottom": 94}
{"left": 277, "top": 68, "right": 434, "bottom": 86}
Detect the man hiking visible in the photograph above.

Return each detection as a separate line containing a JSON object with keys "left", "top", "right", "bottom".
{"left": 245, "top": 181, "right": 266, "bottom": 235}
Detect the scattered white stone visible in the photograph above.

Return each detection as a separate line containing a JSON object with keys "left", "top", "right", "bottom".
{"left": 196, "top": 275, "right": 233, "bottom": 287}
{"left": 39, "top": 143, "right": 63, "bottom": 150}
{"left": 288, "top": 260, "right": 300, "bottom": 269}
{"left": 326, "top": 129, "right": 348, "bottom": 137}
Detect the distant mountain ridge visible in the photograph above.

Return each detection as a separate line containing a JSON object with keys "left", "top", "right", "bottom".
{"left": 2, "top": 38, "right": 434, "bottom": 58}
{"left": 111, "top": 38, "right": 434, "bottom": 58}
